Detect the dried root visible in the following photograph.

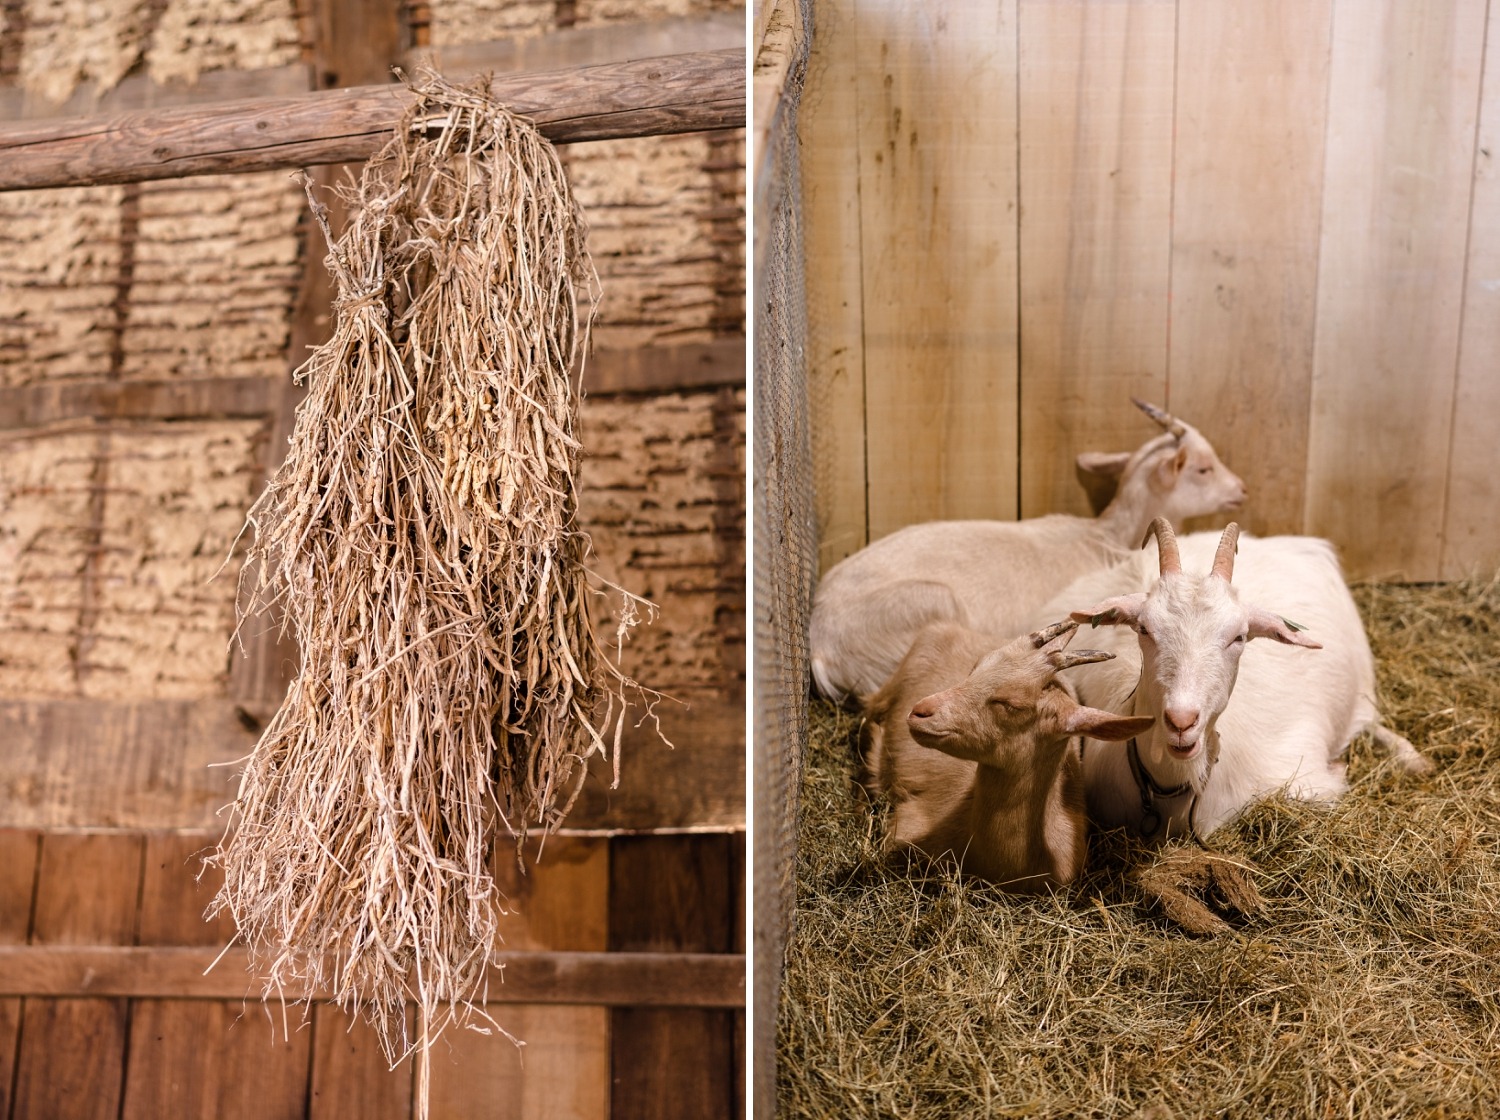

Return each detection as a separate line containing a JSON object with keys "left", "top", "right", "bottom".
{"left": 1135, "top": 848, "right": 1265, "bottom": 936}
{"left": 211, "top": 71, "right": 651, "bottom": 1066}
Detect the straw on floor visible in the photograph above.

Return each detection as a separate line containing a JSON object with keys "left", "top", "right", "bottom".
{"left": 780, "top": 577, "right": 1500, "bottom": 1118}
{"left": 211, "top": 72, "right": 649, "bottom": 1070}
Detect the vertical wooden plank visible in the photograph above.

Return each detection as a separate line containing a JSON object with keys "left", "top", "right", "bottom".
{"left": 122, "top": 831, "right": 314, "bottom": 1120}
{"left": 1016, "top": 0, "right": 1176, "bottom": 519}
{"left": 1305, "top": 0, "right": 1488, "bottom": 579}
{"left": 0, "top": 830, "right": 40, "bottom": 1119}
{"left": 1442, "top": 5, "right": 1500, "bottom": 578}
{"left": 800, "top": 0, "right": 868, "bottom": 573}
{"left": 12, "top": 832, "right": 143, "bottom": 1120}
{"left": 1166, "top": 0, "right": 1334, "bottom": 539}
{"left": 309, "top": 1009, "right": 413, "bottom": 1120}
{"left": 426, "top": 837, "right": 611, "bottom": 1120}
{"left": 857, "top": 0, "right": 1021, "bottom": 539}
{"left": 608, "top": 834, "right": 736, "bottom": 1120}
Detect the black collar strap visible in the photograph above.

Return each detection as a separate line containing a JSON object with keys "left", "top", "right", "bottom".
{"left": 1127, "top": 737, "right": 1193, "bottom": 840}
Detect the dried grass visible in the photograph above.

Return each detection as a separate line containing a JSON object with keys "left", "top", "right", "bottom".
{"left": 780, "top": 576, "right": 1500, "bottom": 1119}
{"left": 211, "top": 72, "right": 650, "bottom": 1075}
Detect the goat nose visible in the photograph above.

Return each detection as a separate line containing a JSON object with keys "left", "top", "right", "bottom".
{"left": 1163, "top": 707, "right": 1199, "bottom": 733}
{"left": 909, "top": 698, "right": 936, "bottom": 720}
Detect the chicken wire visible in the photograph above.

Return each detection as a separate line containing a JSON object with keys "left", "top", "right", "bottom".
{"left": 752, "top": 3, "right": 814, "bottom": 1116}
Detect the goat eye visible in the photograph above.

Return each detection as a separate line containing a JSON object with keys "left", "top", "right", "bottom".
{"left": 1135, "top": 623, "right": 1152, "bottom": 639}
{"left": 1197, "top": 466, "right": 1213, "bottom": 475}
{"left": 1229, "top": 633, "right": 1247, "bottom": 647}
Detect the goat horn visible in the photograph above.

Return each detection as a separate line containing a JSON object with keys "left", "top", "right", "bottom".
{"left": 1030, "top": 618, "right": 1079, "bottom": 648}
{"left": 1212, "top": 522, "right": 1241, "bottom": 581}
{"left": 1142, "top": 516, "right": 1182, "bottom": 576}
{"left": 1132, "top": 396, "right": 1187, "bottom": 439}
{"left": 1049, "top": 648, "right": 1115, "bottom": 670}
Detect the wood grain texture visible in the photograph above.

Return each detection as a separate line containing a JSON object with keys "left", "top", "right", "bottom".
{"left": 1441, "top": 6, "right": 1500, "bottom": 578}
{"left": 609, "top": 834, "right": 739, "bottom": 1120}
{"left": 11, "top": 832, "right": 142, "bottom": 1120}
{"left": 0, "top": 830, "right": 39, "bottom": 1120}
{"left": 426, "top": 1005, "right": 609, "bottom": 1120}
{"left": 0, "top": 699, "right": 258, "bottom": 829}
{"left": 309, "top": 1006, "right": 414, "bottom": 1120}
{"left": 0, "top": 64, "right": 315, "bottom": 123}
{"left": 0, "top": 692, "right": 740, "bottom": 832}
{"left": 1167, "top": 0, "right": 1333, "bottom": 539}
{"left": 1305, "top": 0, "right": 1488, "bottom": 579}
{"left": 407, "top": 12, "right": 744, "bottom": 80}
{"left": 0, "top": 375, "right": 275, "bottom": 427}
{"left": 1016, "top": 0, "right": 1174, "bottom": 519}
{"left": 0, "top": 49, "right": 746, "bottom": 192}
{"left": 0, "top": 947, "right": 746, "bottom": 1005}
{"left": 800, "top": 0, "right": 869, "bottom": 574}
{"left": 122, "top": 833, "right": 314, "bottom": 1120}
{"left": 857, "top": 0, "right": 1021, "bottom": 539}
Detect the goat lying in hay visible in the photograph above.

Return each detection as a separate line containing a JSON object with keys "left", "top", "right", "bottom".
{"left": 780, "top": 577, "right": 1500, "bottom": 1119}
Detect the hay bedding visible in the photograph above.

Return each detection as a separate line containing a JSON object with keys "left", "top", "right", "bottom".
{"left": 780, "top": 577, "right": 1500, "bottom": 1118}
{"left": 211, "top": 73, "right": 653, "bottom": 1071}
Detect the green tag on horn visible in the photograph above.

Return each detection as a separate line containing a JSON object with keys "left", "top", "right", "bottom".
{"left": 1281, "top": 616, "right": 1308, "bottom": 632}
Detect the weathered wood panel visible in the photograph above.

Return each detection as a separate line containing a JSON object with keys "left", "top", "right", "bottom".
{"left": 800, "top": 0, "right": 869, "bottom": 571}
{"left": 1167, "top": 0, "right": 1332, "bottom": 539}
{"left": 1016, "top": 0, "right": 1174, "bottom": 520}
{"left": 10, "top": 833, "right": 142, "bottom": 1120}
{"left": 0, "top": 830, "right": 39, "bottom": 1119}
{"left": 1441, "top": 7, "right": 1500, "bottom": 579}
{"left": 0, "top": 691, "right": 740, "bottom": 831}
{"left": 1304, "top": 0, "right": 1487, "bottom": 578}
{"left": 857, "top": 0, "right": 1021, "bottom": 539}
{"left": 609, "top": 834, "right": 740, "bottom": 1120}
{"left": 121, "top": 832, "right": 313, "bottom": 1120}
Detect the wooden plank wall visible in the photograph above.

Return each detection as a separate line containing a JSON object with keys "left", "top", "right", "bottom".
{"left": 804, "top": 0, "right": 1500, "bottom": 581}
{"left": 0, "top": 829, "right": 744, "bottom": 1120}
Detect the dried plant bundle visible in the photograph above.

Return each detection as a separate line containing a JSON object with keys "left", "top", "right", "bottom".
{"left": 212, "top": 72, "right": 646, "bottom": 1065}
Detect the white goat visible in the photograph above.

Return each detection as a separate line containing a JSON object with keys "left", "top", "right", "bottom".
{"left": 861, "top": 619, "right": 1153, "bottom": 891}
{"left": 1040, "top": 518, "right": 1428, "bottom": 842}
{"left": 810, "top": 400, "right": 1247, "bottom": 704}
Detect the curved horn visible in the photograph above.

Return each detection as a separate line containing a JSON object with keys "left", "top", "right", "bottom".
{"left": 1048, "top": 648, "right": 1116, "bottom": 670}
{"left": 1211, "top": 522, "right": 1241, "bottom": 581}
{"left": 1030, "top": 618, "right": 1079, "bottom": 649}
{"left": 1132, "top": 396, "right": 1187, "bottom": 439}
{"left": 1141, "top": 516, "right": 1182, "bottom": 576}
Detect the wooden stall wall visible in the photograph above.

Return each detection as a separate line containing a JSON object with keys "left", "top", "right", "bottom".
{"left": 0, "top": 1, "right": 745, "bottom": 1117}
{"left": 803, "top": 0, "right": 1500, "bottom": 582}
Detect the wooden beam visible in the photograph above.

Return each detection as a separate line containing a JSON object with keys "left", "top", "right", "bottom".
{"left": 0, "top": 947, "right": 745, "bottom": 1007}
{"left": 404, "top": 13, "right": 743, "bottom": 79}
{"left": 0, "top": 690, "right": 743, "bottom": 832}
{"left": 0, "top": 49, "right": 745, "bottom": 192}
{"left": 0, "top": 376, "right": 275, "bottom": 429}
{"left": 0, "top": 64, "right": 316, "bottom": 123}
{"left": 0, "top": 341, "right": 745, "bottom": 430}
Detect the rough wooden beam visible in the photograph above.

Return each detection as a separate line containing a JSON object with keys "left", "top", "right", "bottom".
{"left": 0, "top": 63, "right": 316, "bottom": 123}
{"left": 0, "top": 49, "right": 744, "bottom": 192}
{"left": 0, "top": 342, "right": 745, "bottom": 430}
{"left": 404, "top": 13, "right": 743, "bottom": 80}
{"left": 0, "top": 947, "right": 745, "bottom": 1007}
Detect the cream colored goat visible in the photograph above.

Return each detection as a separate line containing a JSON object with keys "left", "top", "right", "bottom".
{"left": 861, "top": 620, "right": 1152, "bottom": 891}
{"left": 811, "top": 400, "right": 1247, "bottom": 703}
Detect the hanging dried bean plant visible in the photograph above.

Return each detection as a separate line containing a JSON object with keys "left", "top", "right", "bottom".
{"left": 211, "top": 72, "right": 652, "bottom": 1070}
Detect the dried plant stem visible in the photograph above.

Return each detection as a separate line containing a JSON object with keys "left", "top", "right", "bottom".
{"left": 212, "top": 72, "right": 650, "bottom": 1069}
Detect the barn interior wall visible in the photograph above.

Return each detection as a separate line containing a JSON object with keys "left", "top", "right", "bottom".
{"left": 803, "top": 0, "right": 1500, "bottom": 583}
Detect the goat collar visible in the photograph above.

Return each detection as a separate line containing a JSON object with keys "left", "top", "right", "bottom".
{"left": 1127, "top": 737, "right": 1193, "bottom": 840}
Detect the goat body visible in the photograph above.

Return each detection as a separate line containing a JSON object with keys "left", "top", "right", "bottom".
{"left": 811, "top": 403, "right": 1246, "bottom": 703}
{"left": 1033, "top": 525, "right": 1426, "bottom": 841}
{"left": 862, "top": 621, "right": 1151, "bottom": 891}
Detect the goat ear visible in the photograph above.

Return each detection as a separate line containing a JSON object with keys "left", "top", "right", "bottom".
{"left": 1063, "top": 705, "right": 1156, "bottom": 741}
{"left": 1247, "top": 607, "right": 1323, "bottom": 649}
{"left": 1070, "top": 593, "right": 1146, "bottom": 629}
{"left": 1154, "top": 443, "right": 1190, "bottom": 487}
{"left": 1076, "top": 451, "right": 1129, "bottom": 514}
